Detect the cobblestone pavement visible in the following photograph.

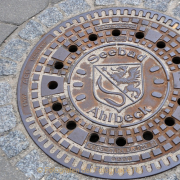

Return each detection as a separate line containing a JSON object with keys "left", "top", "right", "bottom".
{"left": 1, "top": 0, "right": 180, "bottom": 180}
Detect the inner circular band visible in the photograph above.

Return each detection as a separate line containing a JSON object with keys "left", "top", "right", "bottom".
{"left": 68, "top": 43, "right": 170, "bottom": 127}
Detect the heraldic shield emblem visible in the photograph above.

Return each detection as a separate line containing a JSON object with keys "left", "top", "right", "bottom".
{"left": 93, "top": 63, "right": 144, "bottom": 112}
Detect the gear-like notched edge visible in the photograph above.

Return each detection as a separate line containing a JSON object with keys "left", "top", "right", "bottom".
{"left": 17, "top": 7, "right": 180, "bottom": 179}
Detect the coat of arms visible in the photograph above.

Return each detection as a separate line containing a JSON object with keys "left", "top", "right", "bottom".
{"left": 93, "top": 63, "right": 144, "bottom": 112}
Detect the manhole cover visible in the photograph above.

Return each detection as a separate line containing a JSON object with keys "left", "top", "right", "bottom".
{"left": 18, "top": 7, "right": 180, "bottom": 179}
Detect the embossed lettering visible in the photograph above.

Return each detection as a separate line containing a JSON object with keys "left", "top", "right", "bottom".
{"left": 85, "top": 140, "right": 157, "bottom": 154}
{"left": 100, "top": 52, "right": 107, "bottom": 58}
{"left": 95, "top": 23, "right": 137, "bottom": 32}
{"left": 139, "top": 106, "right": 152, "bottom": 115}
{"left": 108, "top": 113, "right": 113, "bottom": 122}
{"left": 106, "top": 36, "right": 127, "bottom": 42}
{"left": 88, "top": 54, "right": 99, "bottom": 64}
{"left": 30, "top": 41, "right": 46, "bottom": 61}
{"left": 98, "top": 110, "right": 107, "bottom": 121}
{"left": 87, "top": 106, "right": 151, "bottom": 123}
{"left": 124, "top": 114, "right": 133, "bottom": 122}
{"left": 86, "top": 47, "right": 147, "bottom": 64}
{"left": 108, "top": 49, "right": 116, "bottom": 56}
{"left": 137, "top": 54, "right": 147, "bottom": 62}
{"left": 87, "top": 107, "right": 99, "bottom": 118}
{"left": 22, "top": 94, "right": 28, "bottom": 107}
{"left": 118, "top": 47, "right": 126, "bottom": 56}
{"left": 127, "top": 51, "right": 136, "bottom": 58}
{"left": 22, "top": 70, "right": 31, "bottom": 84}
{"left": 114, "top": 114, "right": 123, "bottom": 123}
{"left": 134, "top": 111, "right": 142, "bottom": 119}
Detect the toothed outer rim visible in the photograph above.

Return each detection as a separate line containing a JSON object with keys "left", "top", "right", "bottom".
{"left": 17, "top": 7, "right": 180, "bottom": 179}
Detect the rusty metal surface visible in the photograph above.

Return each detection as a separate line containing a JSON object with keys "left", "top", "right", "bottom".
{"left": 17, "top": 7, "right": 180, "bottom": 179}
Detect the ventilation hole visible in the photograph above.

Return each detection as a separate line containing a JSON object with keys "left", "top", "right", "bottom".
{"left": 112, "top": 29, "right": 121, "bottom": 36}
{"left": 116, "top": 137, "right": 126, "bottom": 146}
{"left": 89, "top": 34, "right": 98, "bottom": 41}
{"left": 172, "top": 56, "right": 180, "bottom": 64}
{"left": 54, "top": 61, "right": 64, "bottom": 69}
{"left": 89, "top": 133, "right": 99, "bottom": 142}
{"left": 48, "top": 81, "right": 58, "bottom": 89}
{"left": 165, "top": 117, "right": 175, "bottom": 126}
{"left": 66, "top": 121, "right": 76, "bottom": 130}
{"left": 52, "top": 103, "right": 62, "bottom": 111}
{"left": 156, "top": 41, "right": 166, "bottom": 48}
{"left": 178, "top": 98, "right": 180, "bottom": 105}
{"left": 69, "top": 45, "right": 78, "bottom": 52}
{"left": 135, "top": 32, "right": 144, "bottom": 39}
{"left": 143, "top": 131, "right": 153, "bottom": 141}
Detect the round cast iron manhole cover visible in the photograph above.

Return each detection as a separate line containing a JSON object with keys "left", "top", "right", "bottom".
{"left": 18, "top": 7, "right": 180, "bottom": 179}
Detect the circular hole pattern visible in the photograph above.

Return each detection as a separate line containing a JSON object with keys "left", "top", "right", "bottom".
{"left": 156, "top": 41, "right": 166, "bottom": 48}
{"left": 66, "top": 121, "right": 76, "bottom": 130}
{"left": 89, "top": 34, "right": 98, "bottom": 41}
{"left": 52, "top": 103, "right": 62, "bottom": 111}
{"left": 116, "top": 137, "right": 126, "bottom": 146}
{"left": 69, "top": 45, "right": 78, "bottom": 52}
{"left": 112, "top": 29, "right": 121, "bottom": 36}
{"left": 54, "top": 61, "right": 64, "bottom": 69}
{"left": 178, "top": 98, "right": 180, "bottom": 105}
{"left": 89, "top": 133, "right": 99, "bottom": 142}
{"left": 165, "top": 117, "right": 175, "bottom": 126}
{"left": 135, "top": 32, "right": 144, "bottom": 39}
{"left": 48, "top": 81, "right": 58, "bottom": 89}
{"left": 172, "top": 56, "right": 180, "bottom": 64}
{"left": 143, "top": 131, "right": 153, "bottom": 141}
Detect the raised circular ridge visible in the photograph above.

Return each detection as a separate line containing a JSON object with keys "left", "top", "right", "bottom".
{"left": 17, "top": 7, "right": 180, "bottom": 179}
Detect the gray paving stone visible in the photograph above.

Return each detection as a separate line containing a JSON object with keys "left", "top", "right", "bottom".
{"left": 59, "top": 0, "right": 91, "bottom": 16}
{"left": 118, "top": 0, "right": 141, "bottom": 5}
{"left": 0, "top": 0, "right": 49, "bottom": 25}
{"left": 16, "top": 149, "right": 47, "bottom": 179}
{"left": 155, "top": 174, "right": 178, "bottom": 180}
{"left": 144, "top": 0, "right": 170, "bottom": 12}
{"left": 46, "top": 172, "right": 79, "bottom": 180}
{"left": 0, "top": 149, "right": 26, "bottom": 180}
{"left": 38, "top": 7, "right": 63, "bottom": 28}
{"left": 0, "top": 39, "right": 30, "bottom": 61}
{"left": 0, "top": 23, "right": 17, "bottom": 45}
{"left": 50, "top": 0, "right": 63, "bottom": 4}
{"left": 0, "top": 59, "right": 17, "bottom": 76}
{"left": 95, "top": 0, "right": 115, "bottom": 5}
{"left": 0, "top": 105, "right": 16, "bottom": 134}
{"left": 173, "top": 4, "right": 180, "bottom": 18}
{"left": 0, "top": 82, "right": 12, "bottom": 106}
{"left": 0, "top": 131, "right": 29, "bottom": 158}
{"left": 19, "top": 20, "right": 45, "bottom": 40}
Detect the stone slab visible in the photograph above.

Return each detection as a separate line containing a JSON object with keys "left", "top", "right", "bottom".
{"left": 0, "top": 23, "right": 17, "bottom": 45}
{"left": 46, "top": 171, "right": 79, "bottom": 180}
{"left": 0, "top": 0, "right": 49, "bottom": 25}
{"left": 118, "top": 0, "right": 141, "bottom": 6}
{"left": 0, "top": 82, "right": 12, "bottom": 106}
{"left": 19, "top": 20, "right": 45, "bottom": 40}
{"left": 38, "top": 7, "right": 63, "bottom": 28}
{"left": 16, "top": 150, "right": 48, "bottom": 179}
{"left": 0, "top": 59, "right": 17, "bottom": 76}
{"left": 95, "top": 0, "right": 115, "bottom": 5}
{"left": 50, "top": 0, "right": 63, "bottom": 4}
{"left": 144, "top": 0, "right": 170, "bottom": 12}
{"left": 59, "top": 0, "right": 91, "bottom": 16}
{"left": 0, "top": 105, "right": 16, "bottom": 134}
{"left": 0, "top": 39, "right": 30, "bottom": 61}
{"left": 0, "top": 131, "right": 29, "bottom": 158}
{"left": 0, "top": 149, "right": 26, "bottom": 180}
{"left": 173, "top": 4, "right": 180, "bottom": 18}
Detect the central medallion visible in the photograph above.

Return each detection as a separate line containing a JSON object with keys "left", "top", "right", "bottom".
{"left": 68, "top": 45, "right": 168, "bottom": 127}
